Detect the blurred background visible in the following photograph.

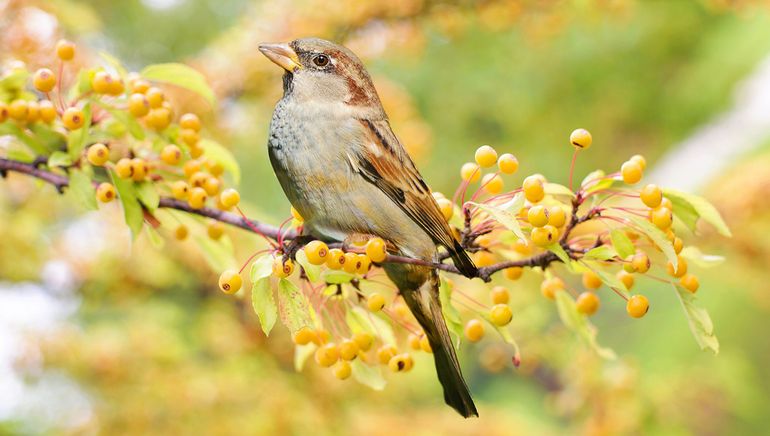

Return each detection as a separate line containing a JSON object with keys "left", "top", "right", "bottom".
{"left": 2, "top": 0, "right": 770, "bottom": 434}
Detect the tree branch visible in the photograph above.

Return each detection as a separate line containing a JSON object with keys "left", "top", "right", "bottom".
{"left": 0, "top": 156, "right": 581, "bottom": 281}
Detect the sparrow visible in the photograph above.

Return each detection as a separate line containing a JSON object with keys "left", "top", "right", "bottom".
{"left": 259, "top": 37, "right": 478, "bottom": 418}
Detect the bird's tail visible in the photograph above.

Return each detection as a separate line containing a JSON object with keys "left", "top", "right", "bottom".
{"left": 450, "top": 240, "right": 478, "bottom": 279}
{"left": 401, "top": 269, "right": 478, "bottom": 418}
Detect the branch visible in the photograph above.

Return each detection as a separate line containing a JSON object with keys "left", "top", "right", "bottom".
{"left": 0, "top": 157, "right": 580, "bottom": 281}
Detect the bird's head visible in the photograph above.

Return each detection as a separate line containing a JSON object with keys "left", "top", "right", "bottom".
{"left": 259, "top": 38, "right": 384, "bottom": 117}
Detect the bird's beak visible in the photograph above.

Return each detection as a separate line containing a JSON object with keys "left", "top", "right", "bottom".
{"left": 259, "top": 42, "right": 302, "bottom": 72}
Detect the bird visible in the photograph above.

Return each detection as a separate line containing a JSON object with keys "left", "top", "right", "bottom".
{"left": 259, "top": 37, "right": 479, "bottom": 418}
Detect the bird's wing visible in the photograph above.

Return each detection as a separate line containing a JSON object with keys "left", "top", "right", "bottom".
{"left": 346, "top": 118, "right": 457, "bottom": 250}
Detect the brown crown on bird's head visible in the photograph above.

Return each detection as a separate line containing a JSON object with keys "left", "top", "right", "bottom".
{"left": 259, "top": 38, "right": 384, "bottom": 112}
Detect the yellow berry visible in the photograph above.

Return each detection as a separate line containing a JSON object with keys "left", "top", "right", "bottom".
{"left": 326, "top": 248, "right": 345, "bottom": 270}
{"left": 175, "top": 225, "right": 189, "bottom": 241}
{"left": 87, "top": 143, "right": 110, "bottom": 166}
{"left": 95, "top": 182, "right": 116, "bottom": 203}
{"left": 128, "top": 93, "right": 150, "bottom": 117}
{"left": 576, "top": 292, "right": 600, "bottom": 315}
{"left": 621, "top": 161, "right": 643, "bottom": 184}
{"left": 475, "top": 145, "right": 498, "bottom": 168}
{"left": 171, "top": 181, "right": 189, "bottom": 200}
{"left": 0, "top": 102, "right": 7, "bottom": 123}
{"left": 673, "top": 237, "right": 684, "bottom": 254}
{"left": 218, "top": 269, "right": 242, "bottom": 294}
{"left": 504, "top": 266, "right": 523, "bottom": 281}
{"left": 582, "top": 271, "right": 602, "bottom": 290}
{"left": 115, "top": 158, "right": 133, "bottom": 179}
{"left": 522, "top": 175, "right": 545, "bottom": 203}
{"left": 666, "top": 256, "right": 688, "bottom": 278}
{"left": 481, "top": 173, "right": 504, "bottom": 194}
{"left": 333, "top": 361, "right": 352, "bottom": 380}
{"left": 651, "top": 206, "right": 673, "bottom": 230}
{"left": 548, "top": 206, "right": 567, "bottom": 228}
{"left": 527, "top": 205, "right": 550, "bottom": 227}
{"left": 367, "top": 293, "right": 386, "bottom": 312}
{"left": 130, "top": 158, "right": 149, "bottom": 182}
{"left": 272, "top": 257, "right": 294, "bottom": 278}
{"left": 630, "top": 154, "right": 647, "bottom": 170}
{"left": 473, "top": 250, "right": 496, "bottom": 267}
{"left": 313, "top": 330, "right": 332, "bottom": 345}
{"left": 62, "top": 107, "right": 85, "bottom": 130}
{"left": 293, "top": 326, "right": 317, "bottom": 345}
{"left": 315, "top": 343, "right": 339, "bottom": 367}
{"left": 146, "top": 107, "right": 171, "bottom": 130}
{"left": 205, "top": 159, "right": 224, "bottom": 176}
{"left": 680, "top": 274, "right": 699, "bottom": 293}
{"left": 304, "top": 241, "right": 329, "bottom": 265}
{"left": 419, "top": 335, "right": 432, "bottom": 353}
{"left": 219, "top": 188, "right": 240, "bottom": 209}
{"left": 188, "top": 186, "right": 207, "bottom": 209}
{"left": 190, "top": 171, "right": 209, "bottom": 189}
{"left": 365, "top": 237, "right": 388, "bottom": 263}
{"left": 38, "top": 100, "right": 56, "bottom": 123}
{"left": 640, "top": 184, "right": 662, "bottom": 208}
{"left": 145, "top": 87, "right": 165, "bottom": 108}
{"left": 130, "top": 78, "right": 150, "bottom": 94}
{"left": 631, "top": 252, "right": 650, "bottom": 273}
{"left": 464, "top": 319, "right": 485, "bottom": 342}
{"left": 626, "top": 295, "right": 649, "bottom": 318}
{"left": 160, "top": 144, "right": 182, "bottom": 165}
{"left": 180, "top": 128, "right": 200, "bottom": 146}
{"left": 540, "top": 277, "right": 564, "bottom": 300}
{"left": 25, "top": 101, "right": 40, "bottom": 123}
{"left": 377, "top": 344, "right": 397, "bottom": 365}
{"left": 491, "top": 286, "right": 509, "bottom": 304}
{"left": 355, "top": 254, "right": 371, "bottom": 275}
{"left": 531, "top": 225, "right": 558, "bottom": 247}
{"left": 388, "top": 353, "right": 414, "bottom": 372}
{"left": 353, "top": 332, "right": 374, "bottom": 351}
{"left": 407, "top": 333, "right": 421, "bottom": 350}
{"left": 437, "top": 198, "right": 453, "bottom": 221}
{"left": 91, "top": 71, "right": 113, "bottom": 94}
{"left": 617, "top": 270, "right": 635, "bottom": 290}
{"left": 203, "top": 177, "right": 220, "bottom": 196}
{"left": 8, "top": 99, "right": 28, "bottom": 121}
{"left": 55, "top": 39, "right": 76, "bottom": 61}
{"left": 460, "top": 162, "right": 481, "bottom": 183}
{"left": 290, "top": 206, "right": 303, "bottom": 222}
{"left": 490, "top": 304, "right": 513, "bottom": 326}
{"left": 189, "top": 144, "right": 204, "bottom": 159}
{"left": 207, "top": 221, "right": 224, "bottom": 240}
{"left": 660, "top": 197, "right": 673, "bottom": 210}
{"left": 33, "top": 68, "right": 56, "bottom": 92}
{"left": 343, "top": 252, "right": 359, "bottom": 274}
{"left": 570, "top": 128, "right": 592, "bottom": 149}
{"left": 497, "top": 153, "right": 519, "bottom": 174}
{"left": 339, "top": 339, "right": 360, "bottom": 361}
{"left": 180, "top": 113, "right": 201, "bottom": 131}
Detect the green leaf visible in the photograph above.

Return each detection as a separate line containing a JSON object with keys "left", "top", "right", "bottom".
{"left": 66, "top": 169, "right": 97, "bottom": 211}
{"left": 582, "top": 261, "right": 629, "bottom": 297}
{"left": 672, "top": 285, "right": 719, "bottom": 354}
{"left": 99, "top": 51, "right": 128, "bottom": 78}
{"left": 547, "top": 243, "right": 571, "bottom": 265}
{"left": 140, "top": 63, "right": 216, "bottom": 106}
{"left": 583, "top": 245, "right": 618, "bottom": 261}
{"left": 627, "top": 215, "right": 678, "bottom": 269}
{"left": 663, "top": 189, "right": 731, "bottom": 237}
{"left": 294, "top": 343, "right": 317, "bottom": 371}
{"left": 250, "top": 254, "right": 273, "bottom": 282}
{"left": 194, "top": 235, "right": 236, "bottom": 272}
{"left": 680, "top": 246, "right": 725, "bottom": 268}
{"left": 199, "top": 139, "right": 240, "bottom": 184}
{"left": 252, "top": 277, "right": 277, "bottom": 336}
{"left": 544, "top": 182, "right": 576, "bottom": 198}
{"left": 48, "top": 151, "right": 73, "bottom": 168}
{"left": 135, "top": 181, "right": 159, "bottom": 211}
{"left": 144, "top": 225, "right": 165, "bottom": 249}
{"left": 554, "top": 290, "right": 616, "bottom": 360}
{"left": 467, "top": 193, "right": 526, "bottom": 242}
{"left": 0, "top": 123, "right": 48, "bottom": 155}
{"left": 276, "top": 278, "right": 316, "bottom": 334}
{"left": 439, "top": 278, "right": 463, "bottom": 348}
{"left": 610, "top": 229, "right": 635, "bottom": 258}
{"left": 322, "top": 270, "right": 355, "bottom": 284}
{"left": 581, "top": 169, "right": 616, "bottom": 194}
{"left": 110, "top": 172, "right": 143, "bottom": 237}
{"left": 295, "top": 250, "right": 322, "bottom": 282}
{"left": 351, "top": 360, "right": 386, "bottom": 390}
{"left": 105, "top": 107, "right": 145, "bottom": 140}
{"left": 493, "top": 325, "right": 521, "bottom": 366}
{"left": 66, "top": 103, "right": 92, "bottom": 160}
{"left": 346, "top": 306, "right": 396, "bottom": 346}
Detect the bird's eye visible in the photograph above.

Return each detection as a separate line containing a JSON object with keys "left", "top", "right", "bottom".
{"left": 313, "top": 54, "right": 329, "bottom": 67}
